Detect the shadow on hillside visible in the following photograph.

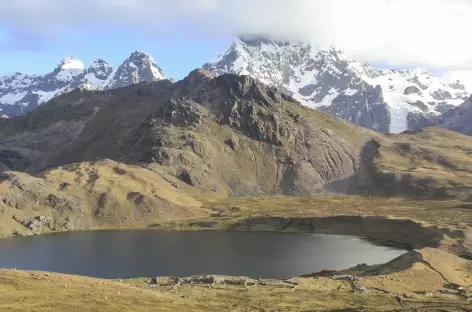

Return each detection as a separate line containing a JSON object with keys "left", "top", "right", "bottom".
{"left": 323, "top": 139, "right": 384, "bottom": 195}
{"left": 223, "top": 215, "right": 467, "bottom": 278}
{"left": 325, "top": 139, "right": 472, "bottom": 200}
{"left": 226, "top": 215, "right": 447, "bottom": 250}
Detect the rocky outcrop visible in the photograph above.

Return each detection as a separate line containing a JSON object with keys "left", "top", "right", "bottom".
{"left": 404, "top": 86, "right": 421, "bottom": 95}
{"left": 321, "top": 84, "right": 390, "bottom": 132}
{"left": 44, "top": 70, "right": 363, "bottom": 197}
{"left": 13, "top": 215, "right": 54, "bottom": 232}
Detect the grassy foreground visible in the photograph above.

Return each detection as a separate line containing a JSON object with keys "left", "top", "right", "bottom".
{"left": 1, "top": 196, "right": 472, "bottom": 311}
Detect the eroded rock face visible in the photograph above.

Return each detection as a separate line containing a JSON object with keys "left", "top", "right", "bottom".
{"left": 156, "top": 98, "right": 204, "bottom": 127}
{"left": 321, "top": 85, "right": 390, "bottom": 132}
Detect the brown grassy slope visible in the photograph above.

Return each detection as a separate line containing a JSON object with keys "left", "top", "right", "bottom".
{"left": 0, "top": 159, "right": 212, "bottom": 237}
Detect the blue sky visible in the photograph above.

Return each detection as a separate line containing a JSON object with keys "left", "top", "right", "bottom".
{"left": 1, "top": 0, "right": 471, "bottom": 84}
{"left": 0, "top": 29, "right": 442, "bottom": 80}
{"left": 0, "top": 27, "right": 231, "bottom": 79}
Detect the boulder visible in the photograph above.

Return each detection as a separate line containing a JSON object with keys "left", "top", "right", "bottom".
{"left": 225, "top": 136, "right": 240, "bottom": 152}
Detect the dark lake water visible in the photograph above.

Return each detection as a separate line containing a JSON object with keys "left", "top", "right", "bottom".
{"left": 0, "top": 230, "right": 406, "bottom": 279}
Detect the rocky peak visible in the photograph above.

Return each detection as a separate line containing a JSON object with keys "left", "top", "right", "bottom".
{"left": 57, "top": 55, "right": 85, "bottom": 71}
{"left": 238, "top": 35, "right": 294, "bottom": 48}
{"left": 181, "top": 68, "right": 213, "bottom": 91}
{"left": 48, "top": 56, "right": 85, "bottom": 85}
{"left": 204, "top": 36, "right": 471, "bottom": 134}
{"left": 67, "top": 58, "right": 113, "bottom": 91}
{"left": 215, "top": 73, "right": 283, "bottom": 106}
{"left": 107, "top": 51, "right": 165, "bottom": 89}
{"left": 0, "top": 52, "right": 169, "bottom": 117}
{"left": 205, "top": 36, "right": 391, "bottom": 131}
{"left": 86, "top": 59, "right": 113, "bottom": 79}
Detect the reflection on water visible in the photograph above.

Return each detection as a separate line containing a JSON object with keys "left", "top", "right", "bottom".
{"left": 0, "top": 230, "right": 406, "bottom": 279}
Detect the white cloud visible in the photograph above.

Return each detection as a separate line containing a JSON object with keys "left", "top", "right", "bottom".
{"left": 1, "top": 0, "right": 472, "bottom": 71}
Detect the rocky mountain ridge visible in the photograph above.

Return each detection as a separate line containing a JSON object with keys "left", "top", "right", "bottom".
{"left": 203, "top": 37, "right": 470, "bottom": 133}
{"left": 0, "top": 52, "right": 165, "bottom": 116}
{"left": 1, "top": 68, "right": 472, "bottom": 201}
{"left": 0, "top": 69, "right": 371, "bottom": 196}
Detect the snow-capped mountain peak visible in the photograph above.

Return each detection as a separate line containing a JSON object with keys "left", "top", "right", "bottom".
{"left": 126, "top": 51, "right": 164, "bottom": 78}
{"left": 71, "top": 58, "right": 114, "bottom": 89}
{"left": 88, "top": 59, "right": 112, "bottom": 74}
{"left": 58, "top": 55, "right": 85, "bottom": 71}
{"left": 0, "top": 52, "right": 166, "bottom": 116}
{"left": 204, "top": 37, "right": 471, "bottom": 133}
{"left": 51, "top": 55, "right": 86, "bottom": 84}
{"left": 107, "top": 51, "right": 165, "bottom": 89}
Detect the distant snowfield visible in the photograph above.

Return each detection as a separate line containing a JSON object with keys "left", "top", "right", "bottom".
{"left": 0, "top": 91, "right": 27, "bottom": 105}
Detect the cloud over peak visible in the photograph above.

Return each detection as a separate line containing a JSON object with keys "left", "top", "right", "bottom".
{"left": 1, "top": 0, "right": 472, "bottom": 70}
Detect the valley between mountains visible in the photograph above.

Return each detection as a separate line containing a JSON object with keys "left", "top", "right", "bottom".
{"left": 1, "top": 68, "right": 472, "bottom": 311}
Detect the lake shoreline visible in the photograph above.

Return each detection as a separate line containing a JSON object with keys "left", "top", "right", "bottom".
{"left": 0, "top": 230, "right": 407, "bottom": 279}
{"left": 2, "top": 197, "right": 471, "bottom": 259}
{"left": 1, "top": 196, "right": 472, "bottom": 311}
{"left": 1, "top": 246, "right": 471, "bottom": 311}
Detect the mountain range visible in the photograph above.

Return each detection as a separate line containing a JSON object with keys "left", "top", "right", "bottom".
{"left": 1, "top": 37, "right": 470, "bottom": 135}
{"left": 203, "top": 37, "right": 470, "bottom": 133}
{"left": 1, "top": 67, "right": 472, "bottom": 234}
{"left": 0, "top": 52, "right": 165, "bottom": 116}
